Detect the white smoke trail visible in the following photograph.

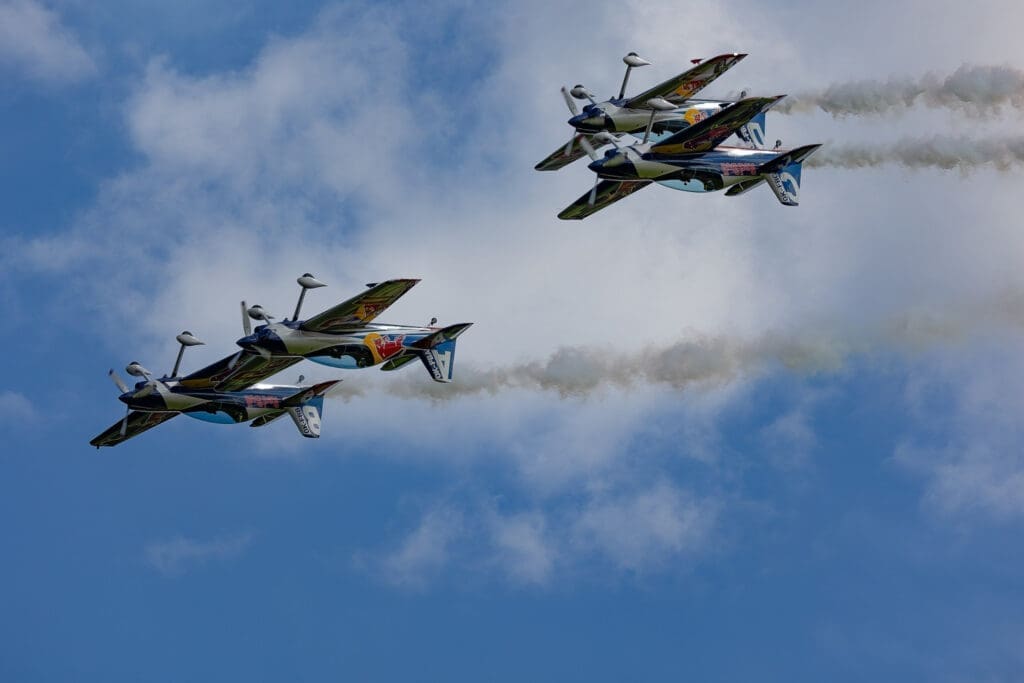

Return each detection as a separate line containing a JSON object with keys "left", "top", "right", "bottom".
{"left": 807, "top": 135, "right": 1024, "bottom": 172}
{"left": 352, "top": 290, "right": 1024, "bottom": 403}
{"left": 776, "top": 64, "right": 1024, "bottom": 117}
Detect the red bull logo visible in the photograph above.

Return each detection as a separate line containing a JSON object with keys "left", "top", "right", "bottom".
{"left": 683, "top": 108, "right": 708, "bottom": 125}
{"left": 364, "top": 333, "right": 406, "bottom": 363}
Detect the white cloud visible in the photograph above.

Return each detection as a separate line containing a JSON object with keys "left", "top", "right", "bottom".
{"left": 0, "top": 389, "right": 37, "bottom": 423}
{"left": 571, "top": 481, "right": 717, "bottom": 574}
{"left": 375, "top": 505, "right": 463, "bottom": 589}
{"left": 144, "top": 531, "right": 254, "bottom": 577}
{"left": 0, "top": 0, "right": 96, "bottom": 85}
{"left": 894, "top": 341, "right": 1024, "bottom": 522}
{"left": 364, "top": 479, "right": 718, "bottom": 588}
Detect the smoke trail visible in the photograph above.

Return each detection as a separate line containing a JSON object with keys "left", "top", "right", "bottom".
{"left": 363, "top": 291, "right": 1024, "bottom": 403}
{"left": 807, "top": 136, "right": 1024, "bottom": 172}
{"left": 775, "top": 64, "right": 1024, "bottom": 117}
{"left": 383, "top": 334, "right": 846, "bottom": 402}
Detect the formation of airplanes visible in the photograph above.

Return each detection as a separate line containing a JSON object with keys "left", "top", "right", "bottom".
{"left": 536, "top": 51, "right": 822, "bottom": 219}
{"left": 92, "top": 50, "right": 821, "bottom": 447}
{"left": 90, "top": 275, "right": 471, "bottom": 447}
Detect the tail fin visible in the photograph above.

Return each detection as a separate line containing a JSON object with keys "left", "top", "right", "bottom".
{"left": 736, "top": 112, "right": 767, "bottom": 149}
{"left": 758, "top": 143, "right": 822, "bottom": 206}
{"left": 281, "top": 379, "right": 340, "bottom": 438}
{"left": 379, "top": 323, "right": 472, "bottom": 383}
{"left": 287, "top": 399, "right": 323, "bottom": 438}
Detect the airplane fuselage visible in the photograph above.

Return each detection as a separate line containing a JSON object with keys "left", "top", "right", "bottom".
{"left": 588, "top": 144, "right": 787, "bottom": 193}
{"left": 570, "top": 101, "right": 723, "bottom": 135}
{"left": 120, "top": 380, "right": 308, "bottom": 424}
{"left": 238, "top": 322, "right": 440, "bottom": 369}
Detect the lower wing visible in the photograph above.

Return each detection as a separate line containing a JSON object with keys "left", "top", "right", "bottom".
{"left": 557, "top": 180, "right": 651, "bottom": 220}
{"left": 90, "top": 411, "right": 178, "bottom": 448}
{"left": 535, "top": 133, "right": 603, "bottom": 172}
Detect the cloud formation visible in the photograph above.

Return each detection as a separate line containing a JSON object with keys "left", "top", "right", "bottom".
{"left": 0, "top": 0, "right": 96, "bottom": 85}
{"left": 144, "top": 532, "right": 254, "bottom": 577}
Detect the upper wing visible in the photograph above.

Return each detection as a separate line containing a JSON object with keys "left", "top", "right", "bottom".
{"left": 558, "top": 180, "right": 651, "bottom": 220}
{"left": 535, "top": 133, "right": 604, "bottom": 171}
{"left": 178, "top": 350, "right": 303, "bottom": 392}
{"left": 649, "top": 96, "right": 784, "bottom": 155}
{"left": 90, "top": 411, "right": 177, "bottom": 448}
{"left": 301, "top": 278, "right": 420, "bottom": 333}
{"left": 624, "top": 53, "right": 747, "bottom": 108}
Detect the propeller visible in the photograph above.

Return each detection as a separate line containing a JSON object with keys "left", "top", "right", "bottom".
{"left": 241, "top": 300, "right": 252, "bottom": 336}
{"left": 588, "top": 175, "right": 600, "bottom": 206}
{"left": 119, "top": 403, "right": 130, "bottom": 436}
{"left": 108, "top": 369, "right": 128, "bottom": 394}
{"left": 578, "top": 135, "right": 599, "bottom": 161}
{"left": 561, "top": 86, "right": 579, "bottom": 116}
{"left": 106, "top": 367, "right": 134, "bottom": 437}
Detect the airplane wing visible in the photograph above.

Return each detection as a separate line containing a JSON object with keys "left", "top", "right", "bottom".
{"left": 301, "top": 278, "right": 421, "bottom": 333}
{"left": 90, "top": 411, "right": 178, "bottom": 448}
{"left": 178, "top": 350, "right": 303, "bottom": 392}
{"left": 624, "top": 53, "right": 747, "bottom": 108}
{"left": 649, "top": 96, "right": 784, "bottom": 155}
{"left": 535, "top": 133, "right": 605, "bottom": 171}
{"left": 558, "top": 180, "right": 651, "bottom": 220}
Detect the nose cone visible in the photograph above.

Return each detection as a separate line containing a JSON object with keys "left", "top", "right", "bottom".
{"left": 118, "top": 392, "right": 131, "bottom": 405}
{"left": 237, "top": 327, "right": 288, "bottom": 355}
{"left": 237, "top": 333, "right": 259, "bottom": 349}
{"left": 587, "top": 158, "right": 604, "bottom": 173}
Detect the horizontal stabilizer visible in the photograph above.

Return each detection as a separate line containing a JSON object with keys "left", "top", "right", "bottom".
{"left": 250, "top": 411, "right": 287, "bottom": 428}
{"left": 725, "top": 177, "right": 767, "bottom": 196}
{"left": 757, "top": 144, "right": 823, "bottom": 174}
{"left": 380, "top": 353, "right": 419, "bottom": 372}
{"left": 408, "top": 323, "right": 473, "bottom": 350}
{"left": 282, "top": 379, "right": 341, "bottom": 407}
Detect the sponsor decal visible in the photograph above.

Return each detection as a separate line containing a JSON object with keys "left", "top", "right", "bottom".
{"left": 245, "top": 395, "right": 281, "bottom": 409}
{"left": 294, "top": 405, "right": 321, "bottom": 437}
{"left": 720, "top": 162, "right": 758, "bottom": 176}
{"left": 674, "top": 78, "right": 707, "bottom": 96}
{"left": 422, "top": 349, "right": 452, "bottom": 380}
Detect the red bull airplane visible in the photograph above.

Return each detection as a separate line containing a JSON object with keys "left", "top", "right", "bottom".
{"left": 90, "top": 330, "right": 339, "bottom": 448}
{"left": 237, "top": 274, "right": 472, "bottom": 383}
{"left": 535, "top": 51, "right": 756, "bottom": 171}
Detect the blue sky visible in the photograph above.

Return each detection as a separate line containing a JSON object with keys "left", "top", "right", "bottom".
{"left": 2, "top": 1, "right": 1024, "bottom": 680}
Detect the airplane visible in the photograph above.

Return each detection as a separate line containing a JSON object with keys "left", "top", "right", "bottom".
{"left": 90, "top": 330, "right": 340, "bottom": 448}
{"left": 535, "top": 52, "right": 756, "bottom": 172}
{"left": 558, "top": 95, "right": 823, "bottom": 220}
{"left": 236, "top": 274, "right": 472, "bottom": 383}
